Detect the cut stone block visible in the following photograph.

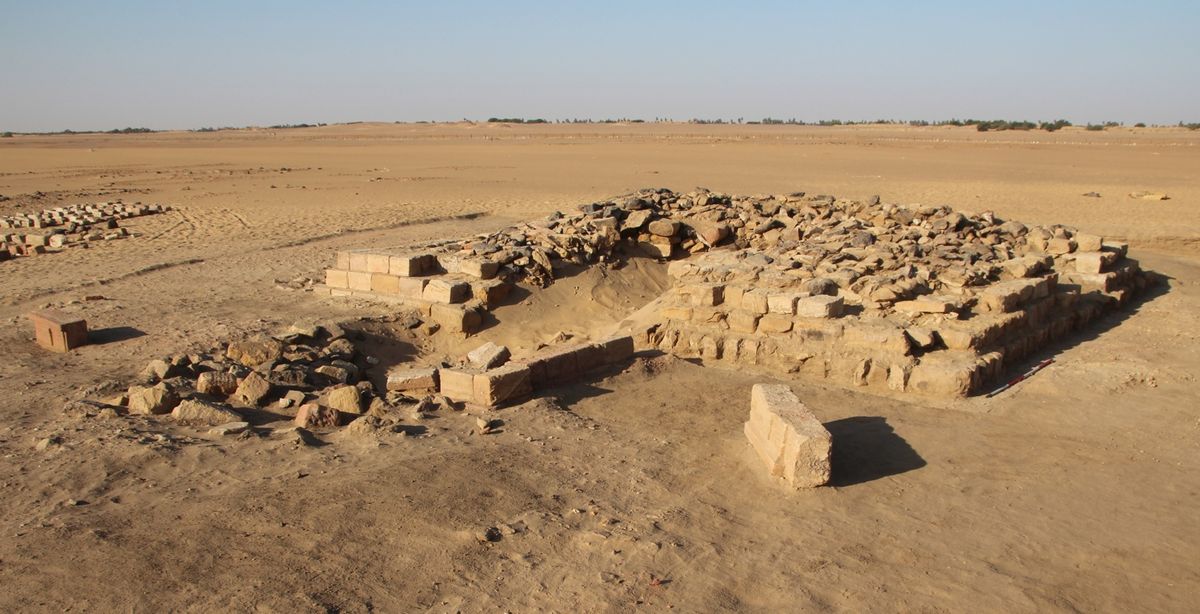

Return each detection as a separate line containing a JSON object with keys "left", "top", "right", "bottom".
{"left": 758, "top": 314, "right": 793, "bottom": 333}
{"left": 467, "top": 342, "right": 511, "bottom": 369}
{"left": 893, "top": 296, "right": 956, "bottom": 314}
{"left": 423, "top": 279, "right": 471, "bottom": 304}
{"left": 386, "top": 367, "right": 439, "bottom": 392}
{"left": 294, "top": 403, "right": 342, "bottom": 428}
{"left": 473, "top": 363, "right": 532, "bottom": 407}
{"left": 371, "top": 273, "right": 401, "bottom": 295}
{"left": 727, "top": 310, "right": 760, "bottom": 334}
{"left": 438, "top": 368, "right": 478, "bottom": 404}
{"left": 471, "top": 279, "right": 511, "bottom": 307}
{"left": 638, "top": 241, "right": 672, "bottom": 259}
{"left": 325, "top": 269, "right": 349, "bottom": 289}
{"left": 366, "top": 252, "right": 391, "bottom": 273}
{"left": 596, "top": 334, "right": 636, "bottom": 364}
{"left": 744, "top": 384, "right": 832, "bottom": 489}
{"left": 29, "top": 310, "right": 88, "bottom": 352}
{"left": 767, "top": 293, "right": 798, "bottom": 315}
{"left": 430, "top": 303, "right": 482, "bottom": 334}
{"left": 459, "top": 259, "right": 500, "bottom": 280}
{"left": 347, "top": 271, "right": 373, "bottom": 292}
{"left": 172, "top": 399, "right": 243, "bottom": 426}
{"left": 521, "top": 345, "right": 581, "bottom": 387}
{"left": 348, "top": 252, "right": 371, "bottom": 272}
{"left": 1074, "top": 251, "right": 1118, "bottom": 274}
{"left": 796, "top": 295, "right": 844, "bottom": 318}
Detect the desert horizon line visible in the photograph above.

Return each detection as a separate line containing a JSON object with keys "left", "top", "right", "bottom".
{"left": 4, "top": 117, "right": 1200, "bottom": 137}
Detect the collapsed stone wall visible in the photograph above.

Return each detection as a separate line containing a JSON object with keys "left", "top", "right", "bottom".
{"left": 319, "top": 187, "right": 1151, "bottom": 397}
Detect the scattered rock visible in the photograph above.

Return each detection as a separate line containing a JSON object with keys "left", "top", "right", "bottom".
{"left": 171, "top": 399, "right": 243, "bottom": 426}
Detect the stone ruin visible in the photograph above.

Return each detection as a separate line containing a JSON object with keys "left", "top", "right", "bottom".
{"left": 318, "top": 187, "right": 1149, "bottom": 398}
{"left": 0, "top": 201, "right": 168, "bottom": 260}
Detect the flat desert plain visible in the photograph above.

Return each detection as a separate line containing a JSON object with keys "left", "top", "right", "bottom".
{"left": 0, "top": 123, "right": 1198, "bottom": 612}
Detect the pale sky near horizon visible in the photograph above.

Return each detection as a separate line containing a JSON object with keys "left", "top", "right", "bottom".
{"left": 2, "top": 0, "right": 1197, "bottom": 132}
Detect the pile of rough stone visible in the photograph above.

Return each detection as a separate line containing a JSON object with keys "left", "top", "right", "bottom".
{"left": 0, "top": 201, "right": 167, "bottom": 260}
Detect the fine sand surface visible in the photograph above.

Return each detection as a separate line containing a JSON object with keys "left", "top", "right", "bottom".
{"left": 0, "top": 123, "right": 1197, "bottom": 612}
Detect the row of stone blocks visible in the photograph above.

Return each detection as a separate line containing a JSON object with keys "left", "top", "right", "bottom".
{"left": 333, "top": 249, "right": 500, "bottom": 279}
{"left": 655, "top": 275, "right": 1140, "bottom": 397}
{"left": 744, "top": 384, "right": 832, "bottom": 489}
{"left": 387, "top": 335, "right": 637, "bottom": 408}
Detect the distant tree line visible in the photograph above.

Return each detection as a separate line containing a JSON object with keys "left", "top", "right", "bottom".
{"left": 487, "top": 117, "right": 549, "bottom": 124}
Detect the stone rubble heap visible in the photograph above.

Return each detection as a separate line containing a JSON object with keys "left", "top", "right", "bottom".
{"left": 0, "top": 201, "right": 168, "bottom": 260}
{"left": 97, "top": 319, "right": 636, "bottom": 438}
{"left": 322, "top": 187, "right": 1150, "bottom": 397}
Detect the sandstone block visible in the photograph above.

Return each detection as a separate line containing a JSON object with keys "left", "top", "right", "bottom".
{"left": 1074, "top": 251, "right": 1118, "bottom": 274}
{"left": 172, "top": 399, "right": 243, "bottom": 426}
{"left": 196, "top": 371, "right": 239, "bottom": 397}
{"left": 430, "top": 303, "right": 482, "bottom": 334}
{"left": 127, "top": 383, "right": 179, "bottom": 415}
{"left": 438, "top": 368, "right": 478, "bottom": 404}
{"left": 473, "top": 363, "right": 532, "bottom": 407}
{"left": 371, "top": 273, "right": 401, "bottom": 295}
{"left": 467, "top": 342, "right": 511, "bottom": 369}
{"left": 29, "top": 310, "right": 88, "bottom": 352}
{"left": 386, "top": 367, "right": 439, "bottom": 392}
{"left": 366, "top": 252, "right": 391, "bottom": 273}
{"left": 294, "top": 403, "right": 342, "bottom": 428}
{"left": 234, "top": 371, "right": 273, "bottom": 406}
{"left": 322, "top": 384, "right": 363, "bottom": 414}
{"left": 744, "top": 384, "right": 832, "bottom": 489}
{"left": 796, "top": 295, "right": 844, "bottom": 318}
{"left": 347, "top": 271, "right": 373, "bottom": 292}
{"left": 423, "top": 279, "right": 471, "bottom": 304}
{"left": 325, "top": 269, "right": 349, "bottom": 289}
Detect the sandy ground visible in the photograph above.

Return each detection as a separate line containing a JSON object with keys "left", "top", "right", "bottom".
{"left": 0, "top": 123, "right": 1197, "bottom": 612}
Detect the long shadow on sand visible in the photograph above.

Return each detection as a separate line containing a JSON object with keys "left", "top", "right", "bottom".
{"left": 825, "top": 416, "right": 925, "bottom": 486}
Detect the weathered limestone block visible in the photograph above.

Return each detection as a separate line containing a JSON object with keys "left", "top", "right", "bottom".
{"left": 768, "top": 293, "right": 798, "bottom": 315}
{"left": 473, "top": 363, "right": 533, "bottom": 407}
{"left": 322, "top": 384, "right": 363, "bottom": 414}
{"left": 596, "top": 335, "right": 636, "bottom": 364}
{"left": 471, "top": 279, "right": 511, "bottom": 307}
{"left": 638, "top": 241, "right": 673, "bottom": 259}
{"left": 366, "top": 252, "right": 391, "bottom": 273}
{"left": 521, "top": 345, "right": 581, "bottom": 387}
{"left": 743, "top": 384, "right": 832, "bottom": 488}
{"left": 742, "top": 289, "right": 770, "bottom": 315}
{"left": 386, "top": 367, "right": 439, "bottom": 392}
{"left": 234, "top": 371, "right": 273, "bottom": 406}
{"left": 843, "top": 320, "right": 911, "bottom": 355}
{"left": 348, "top": 252, "right": 370, "bottom": 272}
{"left": 128, "top": 383, "right": 179, "bottom": 415}
{"left": 688, "top": 283, "right": 725, "bottom": 307}
{"left": 648, "top": 219, "right": 681, "bottom": 237}
{"left": 758, "top": 314, "right": 793, "bottom": 333}
{"left": 1075, "top": 233, "right": 1103, "bottom": 252}
{"left": 371, "top": 273, "right": 401, "bottom": 295}
{"left": 907, "top": 356, "right": 978, "bottom": 397}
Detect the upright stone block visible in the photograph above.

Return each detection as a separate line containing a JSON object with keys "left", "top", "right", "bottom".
{"left": 29, "top": 310, "right": 88, "bottom": 352}
{"left": 473, "top": 363, "right": 532, "bottom": 407}
{"left": 743, "top": 384, "right": 832, "bottom": 489}
{"left": 438, "top": 368, "right": 478, "bottom": 404}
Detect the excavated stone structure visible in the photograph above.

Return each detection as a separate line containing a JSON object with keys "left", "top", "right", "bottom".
{"left": 319, "top": 188, "right": 1150, "bottom": 397}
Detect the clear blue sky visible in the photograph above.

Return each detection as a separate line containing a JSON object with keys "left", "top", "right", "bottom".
{"left": 2, "top": 0, "right": 1197, "bottom": 131}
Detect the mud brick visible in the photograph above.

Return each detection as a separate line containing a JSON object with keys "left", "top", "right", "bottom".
{"left": 473, "top": 363, "right": 532, "bottom": 407}
{"left": 366, "top": 252, "right": 391, "bottom": 273}
{"left": 347, "top": 271, "right": 373, "bottom": 292}
{"left": 744, "top": 384, "right": 831, "bottom": 489}
{"left": 29, "top": 310, "right": 88, "bottom": 352}
{"left": 727, "top": 310, "right": 760, "bottom": 334}
{"left": 795, "top": 295, "right": 844, "bottom": 318}
{"left": 386, "top": 367, "right": 439, "bottom": 392}
{"left": 348, "top": 252, "right": 371, "bottom": 272}
{"left": 371, "top": 273, "right": 401, "bottom": 295}
{"left": 430, "top": 303, "right": 482, "bottom": 334}
{"left": 438, "top": 368, "right": 478, "bottom": 404}
{"left": 325, "top": 269, "right": 349, "bottom": 289}
{"left": 423, "top": 279, "right": 471, "bottom": 304}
